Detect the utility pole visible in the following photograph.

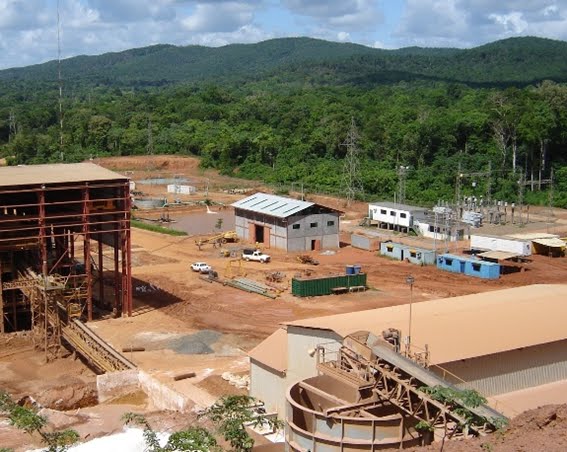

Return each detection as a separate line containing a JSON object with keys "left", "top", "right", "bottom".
{"left": 405, "top": 275, "right": 415, "bottom": 357}
{"left": 397, "top": 165, "right": 409, "bottom": 205}
{"left": 341, "top": 118, "right": 363, "bottom": 206}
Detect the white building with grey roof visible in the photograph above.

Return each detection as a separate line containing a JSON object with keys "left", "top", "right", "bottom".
{"left": 232, "top": 193, "right": 341, "bottom": 251}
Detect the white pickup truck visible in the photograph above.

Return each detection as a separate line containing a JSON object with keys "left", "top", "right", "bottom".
{"left": 242, "top": 249, "right": 271, "bottom": 263}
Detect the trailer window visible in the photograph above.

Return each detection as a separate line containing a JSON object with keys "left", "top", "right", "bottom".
{"left": 327, "top": 220, "right": 335, "bottom": 226}
{"left": 310, "top": 222, "right": 318, "bottom": 228}
{"left": 292, "top": 224, "right": 300, "bottom": 230}
{"left": 472, "top": 263, "right": 481, "bottom": 271}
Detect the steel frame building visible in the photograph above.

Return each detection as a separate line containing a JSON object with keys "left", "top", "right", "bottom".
{"left": 232, "top": 193, "right": 341, "bottom": 252}
{"left": 0, "top": 163, "right": 132, "bottom": 336}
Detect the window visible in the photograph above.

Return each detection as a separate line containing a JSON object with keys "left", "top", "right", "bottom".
{"left": 472, "top": 263, "right": 481, "bottom": 272}
{"left": 400, "top": 213, "right": 407, "bottom": 219}
{"left": 390, "top": 211, "right": 396, "bottom": 216}
{"left": 386, "top": 245, "right": 394, "bottom": 252}
{"left": 310, "top": 222, "right": 318, "bottom": 228}
{"left": 327, "top": 220, "right": 335, "bottom": 227}
{"left": 410, "top": 251, "right": 417, "bottom": 258}
{"left": 380, "top": 209, "right": 387, "bottom": 215}
{"left": 292, "top": 224, "right": 300, "bottom": 230}
{"left": 445, "top": 258, "right": 453, "bottom": 265}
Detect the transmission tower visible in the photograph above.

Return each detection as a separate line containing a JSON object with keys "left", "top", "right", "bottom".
{"left": 341, "top": 118, "right": 363, "bottom": 206}
{"left": 8, "top": 110, "right": 16, "bottom": 142}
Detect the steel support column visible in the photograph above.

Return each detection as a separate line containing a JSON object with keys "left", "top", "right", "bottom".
{"left": 0, "top": 259, "right": 4, "bottom": 333}
{"left": 82, "top": 185, "right": 92, "bottom": 321}
{"left": 113, "top": 230, "right": 120, "bottom": 316}
{"left": 125, "top": 183, "right": 132, "bottom": 316}
{"left": 98, "top": 236, "right": 104, "bottom": 308}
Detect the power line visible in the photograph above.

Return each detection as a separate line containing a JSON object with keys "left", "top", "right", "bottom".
{"left": 341, "top": 118, "right": 363, "bottom": 206}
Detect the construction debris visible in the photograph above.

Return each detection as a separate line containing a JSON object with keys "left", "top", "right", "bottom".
{"left": 265, "top": 271, "right": 285, "bottom": 283}
{"left": 296, "top": 254, "right": 320, "bottom": 265}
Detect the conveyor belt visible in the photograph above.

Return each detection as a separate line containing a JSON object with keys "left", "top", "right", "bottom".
{"left": 369, "top": 342, "right": 504, "bottom": 423}
{"left": 62, "top": 319, "right": 136, "bottom": 373}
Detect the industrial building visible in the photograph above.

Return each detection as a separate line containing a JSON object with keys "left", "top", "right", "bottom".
{"left": 380, "top": 241, "right": 436, "bottom": 265}
{"left": 368, "top": 201, "right": 427, "bottom": 233}
{"left": 232, "top": 193, "right": 341, "bottom": 251}
{"left": 249, "top": 285, "right": 567, "bottom": 435}
{"left": 0, "top": 163, "right": 133, "bottom": 368}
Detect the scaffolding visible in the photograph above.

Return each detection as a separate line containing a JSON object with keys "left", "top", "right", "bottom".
{"left": 0, "top": 163, "right": 132, "bottom": 357}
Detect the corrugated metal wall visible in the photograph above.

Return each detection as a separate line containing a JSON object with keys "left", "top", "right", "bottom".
{"left": 441, "top": 340, "right": 567, "bottom": 397}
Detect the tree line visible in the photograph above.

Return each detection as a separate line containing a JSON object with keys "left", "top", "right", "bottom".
{"left": 1, "top": 79, "right": 566, "bottom": 207}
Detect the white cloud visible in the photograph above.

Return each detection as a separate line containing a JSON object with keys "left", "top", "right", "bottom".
{"left": 181, "top": 2, "right": 255, "bottom": 32}
{"left": 488, "top": 12, "right": 528, "bottom": 34}
{"left": 397, "top": 0, "right": 567, "bottom": 47}
{"left": 186, "top": 23, "right": 272, "bottom": 46}
{"left": 283, "top": 0, "right": 383, "bottom": 31}
{"left": 337, "top": 31, "right": 350, "bottom": 42}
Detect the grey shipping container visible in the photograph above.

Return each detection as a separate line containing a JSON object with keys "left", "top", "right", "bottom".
{"left": 351, "top": 234, "right": 381, "bottom": 251}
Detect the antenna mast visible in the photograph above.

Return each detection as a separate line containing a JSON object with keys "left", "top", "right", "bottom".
{"left": 341, "top": 118, "right": 363, "bottom": 206}
{"left": 57, "top": 0, "right": 64, "bottom": 157}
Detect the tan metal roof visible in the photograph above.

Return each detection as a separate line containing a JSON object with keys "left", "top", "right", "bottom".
{"left": 477, "top": 250, "right": 520, "bottom": 260}
{"left": 532, "top": 238, "right": 566, "bottom": 248}
{"left": 284, "top": 284, "right": 567, "bottom": 366}
{"left": 0, "top": 163, "right": 127, "bottom": 188}
{"left": 507, "top": 232, "right": 559, "bottom": 240}
{"left": 248, "top": 328, "right": 287, "bottom": 373}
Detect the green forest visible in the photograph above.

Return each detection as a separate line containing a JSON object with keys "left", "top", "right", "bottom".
{"left": 1, "top": 36, "right": 566, "bottom": 207}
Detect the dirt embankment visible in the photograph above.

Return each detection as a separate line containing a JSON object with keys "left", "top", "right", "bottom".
{"left": 409, "top": 404, "right": 567, "bottom": 452}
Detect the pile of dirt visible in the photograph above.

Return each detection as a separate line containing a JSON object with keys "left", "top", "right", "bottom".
{"left": 409, "top": 404, "right": 567, "bottom": 452}
{"left": 33, "top": 381, "right": 98, "bottom": 410}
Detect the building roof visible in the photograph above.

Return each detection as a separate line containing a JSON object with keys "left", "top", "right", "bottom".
{"left": 507, "top": 232, "right": 559, "bottom": 240}
{"left": 232, "top": 193, "right": 322, "bottom": 218}
{"left": 532, "top": 237, "right": 566, "bottom": 248}
{"left": 0, "top": 163, "right": 127, "bottom": 188}
{"left": 284, "top": 285, "right": 567, "bottom": 365}
{"left": 369, "top": 201, "right": 427, "bottom": 212}
{"left": 248, "top": 329, "right": 287, "bottom": 373}
{"left": 477, "top": 250, "right": 520, "bottom": 260}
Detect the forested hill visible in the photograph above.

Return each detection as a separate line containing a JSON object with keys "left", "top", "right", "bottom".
{"left": 1, "top": 36, "right": 567, "bottom": 88}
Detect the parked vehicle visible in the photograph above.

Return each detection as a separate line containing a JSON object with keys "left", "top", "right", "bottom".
{"left": 242, "top": 250, "right": 271, "bottom": 263}
{"left": 191, "top": 262, "right": 212, "bottom": 273}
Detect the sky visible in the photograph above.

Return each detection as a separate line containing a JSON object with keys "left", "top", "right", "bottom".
{"left": 1, "top": 1, "right": 567, "bottom": 70}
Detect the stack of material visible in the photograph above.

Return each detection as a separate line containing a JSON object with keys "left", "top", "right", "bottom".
{"left": 225, "top": 277, "right": 277, "bottom": 299}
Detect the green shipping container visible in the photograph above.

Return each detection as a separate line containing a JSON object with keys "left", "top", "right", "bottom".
{"left": 291, "top": 273, "right": 367, "bottom": 297}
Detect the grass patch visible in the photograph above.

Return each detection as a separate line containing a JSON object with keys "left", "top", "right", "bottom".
{"left": 131, "top": 219, "right": 187, "bottom": 236}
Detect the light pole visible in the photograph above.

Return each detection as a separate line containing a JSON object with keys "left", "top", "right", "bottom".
{"left": 405, "top": 275, "right": 415, "bottom": 356}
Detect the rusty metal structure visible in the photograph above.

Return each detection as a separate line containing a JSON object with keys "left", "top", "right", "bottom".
{"left": 286, "top": 331, "right": 506, "bottom": 451}
{"left": 0, "top": 163, "right": 132, "bottom": 367}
